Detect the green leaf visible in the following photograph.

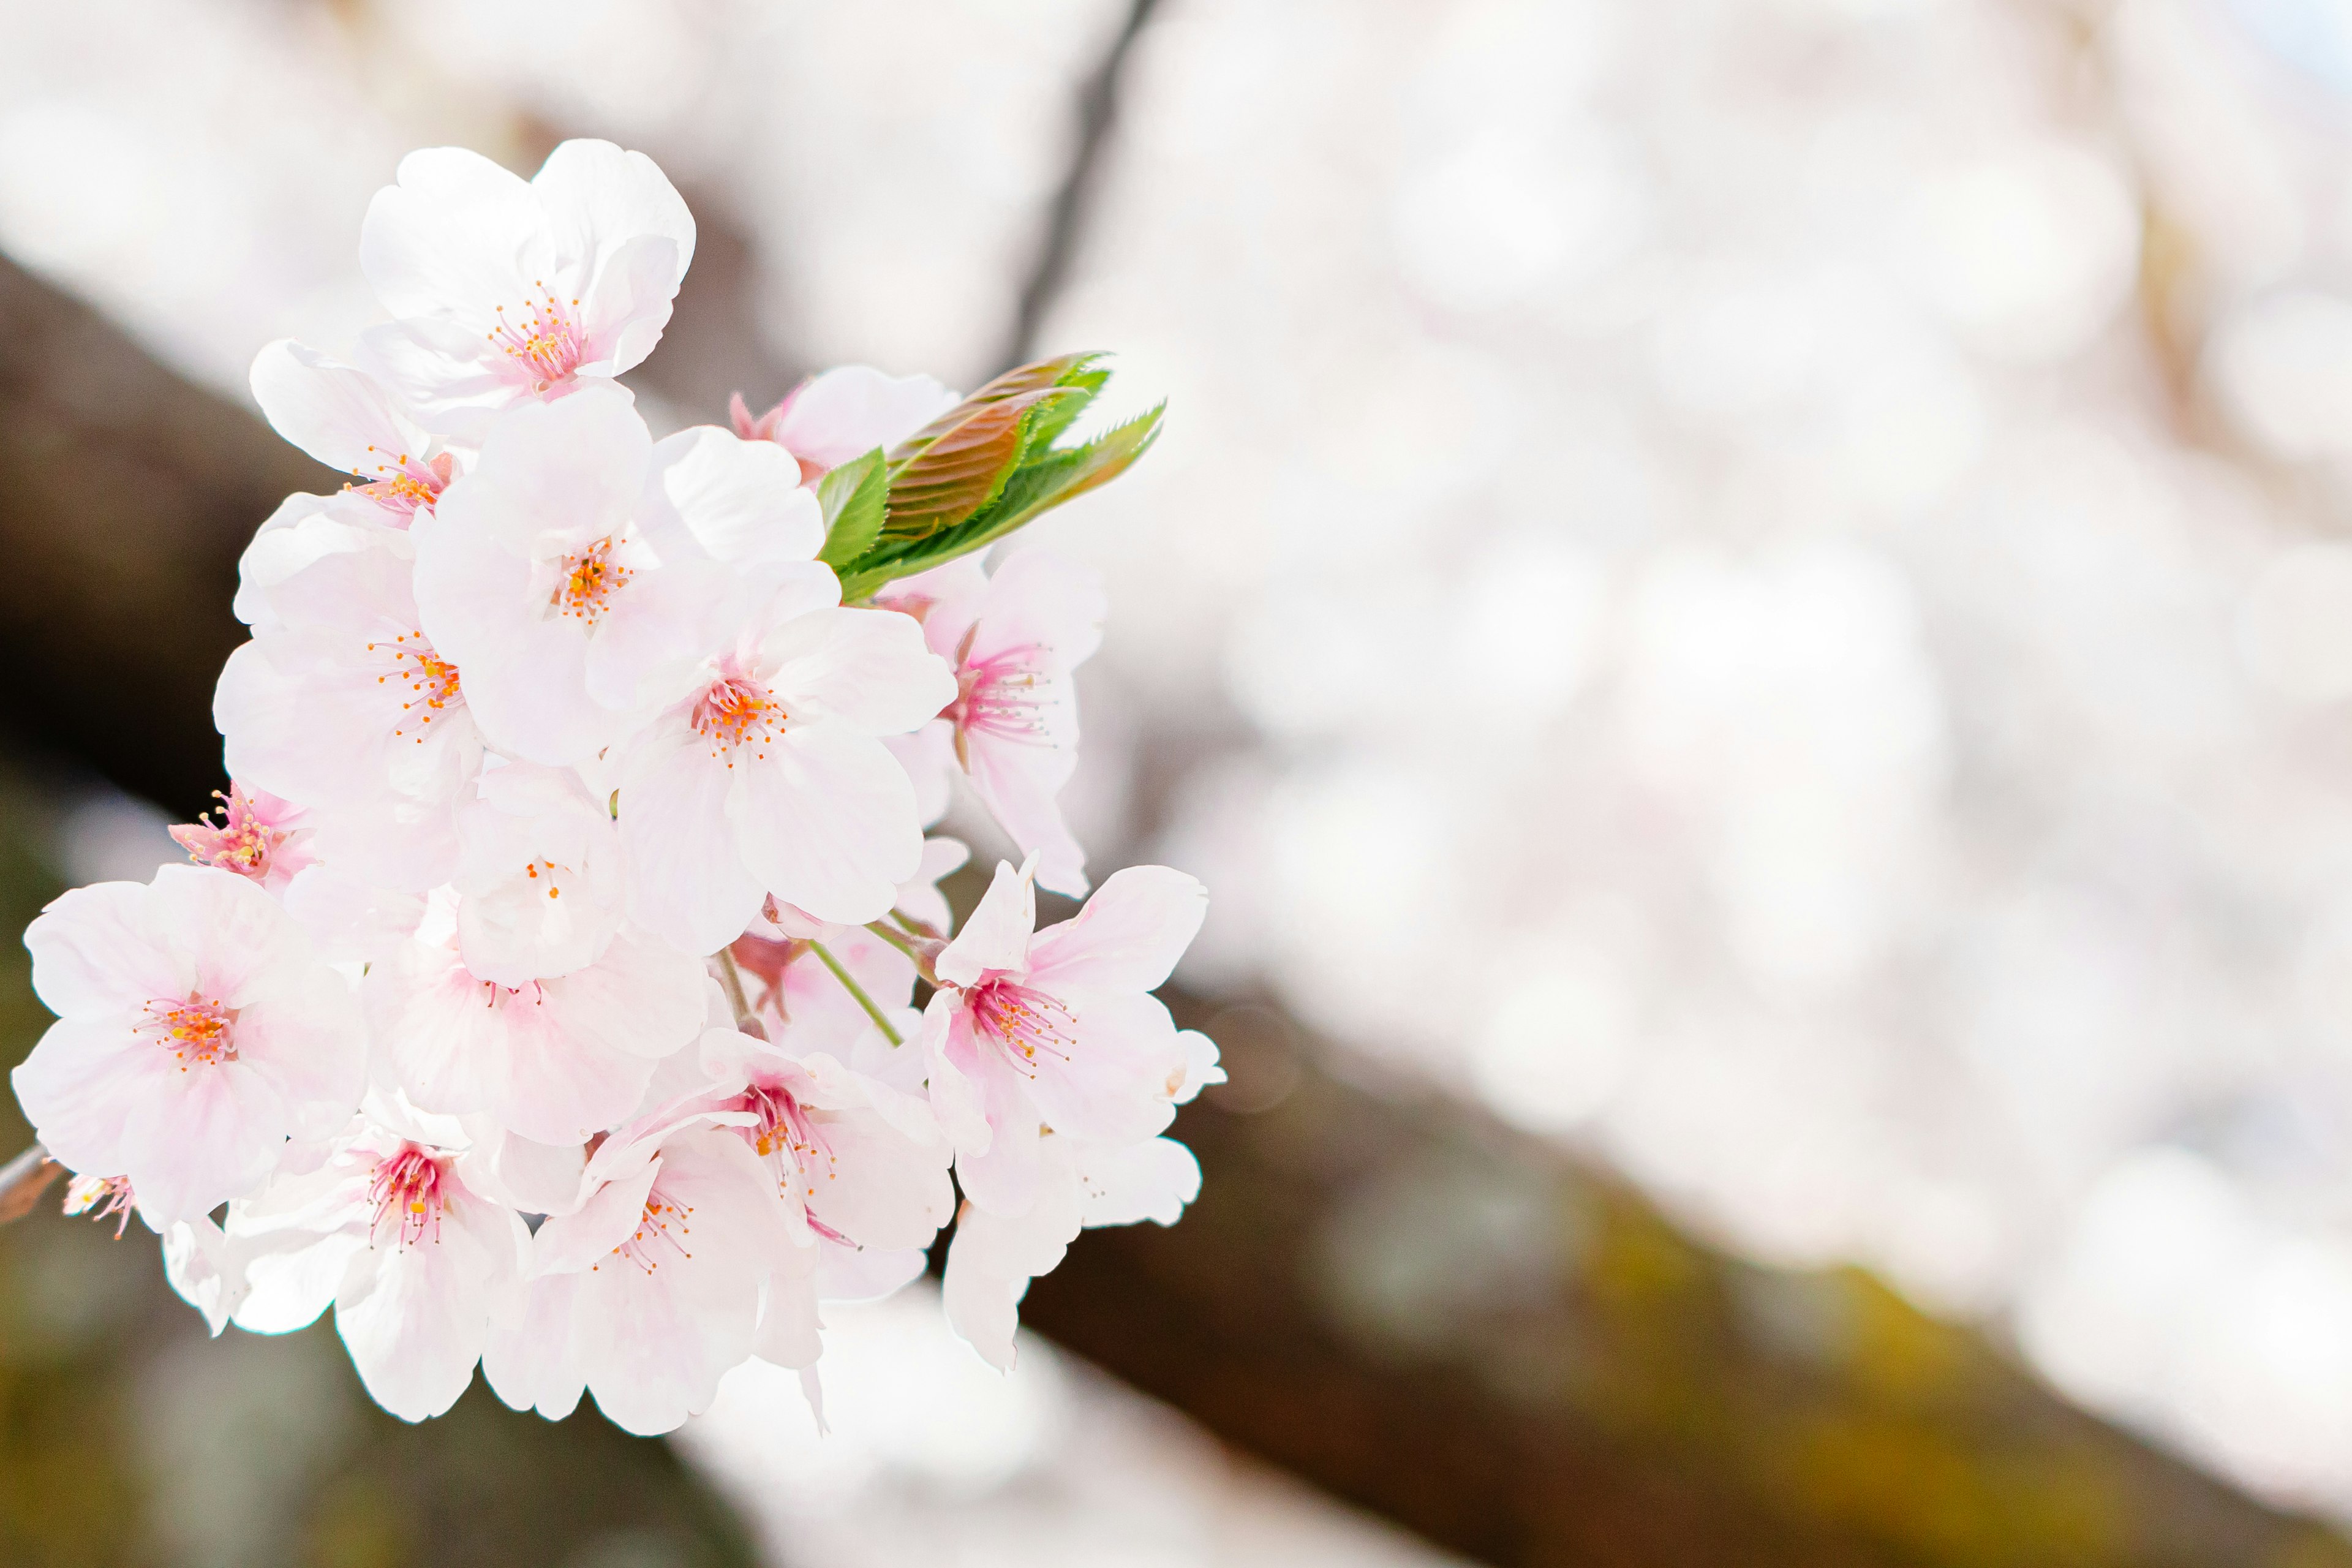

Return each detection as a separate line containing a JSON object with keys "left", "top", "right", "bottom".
{"left": 887, "top": 353, "right": 1107, "bottom": 463}
{"left": 815, "top": 447, "right": 888, "bottom": 570}
{"left": 880, "top": 383, "right": 1095, "bottom": 546}
{"left": 837, "top": 403, "right": 1164, "bottom": 600}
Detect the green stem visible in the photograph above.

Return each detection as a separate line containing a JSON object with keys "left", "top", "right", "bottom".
{"left": 864, "top": 919, "right": 941, "bottom": 986}
{"left": 810, "top": 940, "right": 905, "bottom": 1047}
{"left": 712, "top": 945, "right": 758, "bottom": 1031}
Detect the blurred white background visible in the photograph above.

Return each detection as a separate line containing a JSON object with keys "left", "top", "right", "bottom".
{"left": 10, "top": 0, "right": 2352, "bottom": 1544}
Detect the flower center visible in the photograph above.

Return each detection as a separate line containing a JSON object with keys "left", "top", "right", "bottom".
{"left": 64, "top": 1174, "right": 137, "bottom": 1238}
{"left": 368, "top": 631, "right": 464, "bottom": 744}
{"left": 548, "top": 537, "right": 632, "bottom": 627}
{"left": 368, "top": 1145, "right": 449, "bottom": 1248}
{"left": 945, "top": 635, "right": 1052, "bottom": 765}
{"left": 488, "top": 282, "right": 586, "bottom": 391}
{"left": 691, "top": 673, "right": 786, "bottom": 765}
{"left": 170, "top": 785, "right": 289, "bottom": 881}
{"left": 598, "top": 1186, "right": 694, "bottom": 1276}
{"left": 137, "top": 994, "right": 236, "bottom": 1068}
{"left": 348, "top": 450, "right": 453, "bottom": 522}
{"left": 967, "top": 976, "right": 1077, "bottom": 1077}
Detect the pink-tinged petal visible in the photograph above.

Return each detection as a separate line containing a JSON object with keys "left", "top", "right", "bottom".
{"left": 356, "top": 318, "right": 522, "bottom": 439}
{"left": 578, "top": 233, "right": 685, "bottom": 376}
{"left": 762, "top": 608, "right": 957, "bottom": 735}
{"left": 532, "top": 138, "right": 695, "bottom": 296}
{"left": 483, "top": 1271, "right": 587, "bottom": 1420}
{"left": 249, "top": 339, "right": 432, "bottom": 482}
{"left": 732, "top": 724, "right": 923, "bottom": 925}
{"left": 942, "top": 1170, "right": 1084, "bottom": 1371}
{"left": 448, "top": 383, "right": 651, "bottom": 555}
{"left": 1172, "top": 1028, "right": 1225, "bottom": 1106}
{"left": 800, "top": 1108, "right": 952, "bottom": 1250}
{"left": 531, "top": 1158, "right": 662, "bottom": 1278}
{"left": 1023, "top": 992, "right": 1183, "bottom": 1148}
{"left": 1023, "top": 865, "right": 1207, "bottom": 998}
{"left": 961, "top": 731, "right": 1088, "bottom": 897}
{"left": 952, "top": 1063, "right": 1044, "bottom": 1218}
{"left": 234, "top": 494, "right": 378, "bottom": 631}
{"left": 537, "top": 929, "right": 709, "bottom": 1062}
{"left": 360, "top": 146, "right": 543, "bottom": 322}
{"left": 622, "top": 731, "right": 767, "bottom": 956}
{"left": 26, "top": 880, "right": 184, "bottom": 1019}
{"left": 118, "top": 1065, "right": 293, "bottom": 1224}
{"left": 886, "top": 725, "right": 957, "bottom": 829}
{"left": 773, "top": 366, "right": 959, "bottom": 474}
{"left": 12, "top": 1020, "right": 168, "bottom": 1175}
{"left": 967, "top": 549, "right": 1107, "bottom": 671}
{"left": 919, "top": 996, "right": 990, "bottom": 1153}
{"left": 936, "top": 857, "right": 1036, "bottom": 988}
{"left": 1076, "top": 1137, "right": 1201, "bottom": 1228}
{"left": 336, "top": 1197, "right": 517, "bottom": 1422}
{"left": 753, "top": 1240, "right": 822, "bottom": 1371}
{"left": 236, "top": 1228, "right": 366, "bottom": 1335}
{"left": 574, "top": 1131, "right": 782, "bottom": 1432}
{"left": 457, "top": 1124, "right": 588, "bottom": 1216}
{"left": 164, "top": 1215, "right": 258, "bottom": 1336}
{"left": 648, "top": 426, "right": 820, "bottom": 565}
{"left": 897, "top": 834, "right": 968, "bottom": 933}
{"left": 814, "top": 1243, "right": 926, "bottom": 1304}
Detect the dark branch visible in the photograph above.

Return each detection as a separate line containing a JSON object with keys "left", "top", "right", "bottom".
{"left": 993, "top": 0, "right": 1164, "bottom": 373}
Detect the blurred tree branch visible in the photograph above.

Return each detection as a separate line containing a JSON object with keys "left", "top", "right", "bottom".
{"left": 1027, "top": 996, "right": 2352, "bottom": 1568}
{"left": 0, "top": 254, "right": 337, "bottom": 820}
{"left": 0, "top": 107, "right": 2346, "bottom": 1559}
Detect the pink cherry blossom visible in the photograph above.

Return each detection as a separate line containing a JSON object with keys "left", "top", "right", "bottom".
{"left": 12, "top": 865, "right": 365, "bottom": 1224}
{"left": 367, "top": 897, "right": 706, "bottom": 1146}
{"left": 877, "top": 550, "right": 1106, "bottom": 896}
{"left": 249, "top": 339, "right": 454, "bottom": 525}
{"left": 413, "top": 385, "right": 813, "bottom": 766}
{"left": 921, "top": 856, "right": 1207, "bottom": 1217}
{"left": 228, "top": 1117, "right": 530, "bottom": 1422}
{"left": 169, "top": 783, "right": 316, "bottom": 894}
{"left": 358, "top": 140, "right": 695, "bottom": 438}
{"left": 731, "top": 364, "right": 959, "bottom": 483}
{"left": 484, "top": 1114, "right": 791, "bottom": 1434}
{"left": 943, "top": 1130, "right": 1205, "bottom": 1370}
{"left": 692, "top": 1026, "right": 950, "bottom": 1253}
{"left": 619, "top": 575, "right": 956, "bottom": 952}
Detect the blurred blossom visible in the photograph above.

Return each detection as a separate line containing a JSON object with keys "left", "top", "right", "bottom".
{"left": 678, "top": 1284, "right": 1456, "bottom": 1567}
{"left": 21, "top": 0, "right": 2352, "bottom": 1534}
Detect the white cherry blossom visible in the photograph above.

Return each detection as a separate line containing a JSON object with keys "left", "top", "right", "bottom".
{"left": 249, "top": 339, "right": 453, "bottom": 525}
{"left": 367, "top": 895, "right": 706, "bottom": 1147}
{"left": 413, "top": 384, "right": 812, "bottom": 767}
{"left": 216, "top": 523, "right": 481, "bottom": 890}
{"left": 485, "top": 1113, "right": 791, "bottom": 1435}
{"left": 13, "top": 866, "right": 364, "bottom": 1224}
{"left": 619, "top": 573, "right": 956, "bottom": 952}
{"left": 359, "top": 139, "right": 695, "bottom": 438}
{"left": 229, "top": 1115, "right": 530, "bottom": 1422}
{"left": 922, "top": 855, "right": 1207, "bottom": 1217}
{"left": 451, "top": 762, "right": 625, "bottom": 984}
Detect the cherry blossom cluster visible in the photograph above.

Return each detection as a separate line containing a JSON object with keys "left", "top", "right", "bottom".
{"left": 8, "top": 140, "right": 1213, "bottom": 1434}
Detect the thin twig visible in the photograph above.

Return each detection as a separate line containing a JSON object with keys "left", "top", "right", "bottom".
{"left": 712, "top": 945, "right": 760, "bottom": 1033}
{"left": 0, "top": 1143, "right": 60, "bottom": 1224}
{"left": 809, "top": 939, "right": 904, "bottom": 1047}
{"left": 993, "top": 0, "right": 1165, "bottom": 372}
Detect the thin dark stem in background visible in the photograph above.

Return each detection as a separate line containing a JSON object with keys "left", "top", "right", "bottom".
{"left": 994, "top": 0, "right": 1164, "bottom": 373}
